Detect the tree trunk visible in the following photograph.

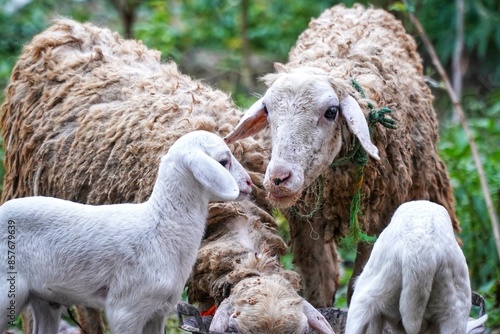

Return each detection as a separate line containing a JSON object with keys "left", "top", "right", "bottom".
{"left": 451, "top": 0, "right": 465, "bottom": 123}
{"left": 239, "top": 0, "right": 254, "bottom": 92}
{"left": 109, "top": 0, "right": 141, "bottom": 39}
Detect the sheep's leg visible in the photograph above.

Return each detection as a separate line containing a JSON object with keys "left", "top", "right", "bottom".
{"left": 76, "top": 306, "right": 105, "bottom": 334}
{"left": 344, "top": 300, "right": 371, "bottom": 334}
{"left": 0, "top": 278, "right": 29, "bottom": 332}
{"left": 21, "top": 309, "right": 33, "bottom": 334}
{"left": 344, "top": 315, "right": 369, "bottom": 334}
{"left": 347, "top": 242, "right": 373, "bottom": 304}
{"left": 106, "top": 307, "right": 148, "bottom": 334}
{"left": 288, "top": 216, "right": 339, "bottom": 307}
{"left": 0, "top": 295, "right": 20, "bottom": 332}
{"left": 369, "top": 315, "right": 384, "bottom": 334}
{"left": 29, "top": 297, "right": 62, "bottom": 334}
{"left": 142, "top": 313, "right": 166, "bottom": 334}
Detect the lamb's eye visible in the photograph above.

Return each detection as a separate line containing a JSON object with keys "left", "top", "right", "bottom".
{"left": 219, "top": 159, "right": 230, "bottom": 167}
{"left": 324, "top": 106, "right": 339, "bottom": 120}
{"left": 263, "top": 104, "right": 268, "bottom": 115}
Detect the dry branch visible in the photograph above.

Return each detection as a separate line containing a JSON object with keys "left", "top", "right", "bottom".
{"left": 405, "top": 8, "right": 500, "bottom": 261}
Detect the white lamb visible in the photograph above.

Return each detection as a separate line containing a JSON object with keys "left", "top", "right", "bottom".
{"left": 345, "top": 200, "right": 487, "bottom": 334}
{"left": 0, "top": 130, "right": 252, "bottom": 334}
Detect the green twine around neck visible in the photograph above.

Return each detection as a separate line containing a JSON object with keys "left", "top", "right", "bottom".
{"left": 337, "top": 78, "right": 397, "bottom": 249}
{"left": 340, "top": 166, "right": 377, "bottom": 250}
{"left": 289, "top": 175, "right": 324, "bottom": 221}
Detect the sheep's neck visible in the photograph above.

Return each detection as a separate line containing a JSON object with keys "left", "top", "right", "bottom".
{"left": 146, "top": 158, "right": 209, "bottom": 232}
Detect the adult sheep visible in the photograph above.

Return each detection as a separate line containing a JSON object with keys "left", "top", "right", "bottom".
{"left": 186, "top": 201, "right": 334, "bottom": 334}
{"left": 0, "top": 19, "right": 274, "bottom": 333}
{"left": 225, "top": 4, "right": 459, "bottom": 307}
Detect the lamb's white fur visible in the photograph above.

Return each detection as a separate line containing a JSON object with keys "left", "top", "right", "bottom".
{"left": 0, "top": 130, "right": 252, "bottom": 334}
{"left": 345, "top": 200, "right": 474, "bottom": 334}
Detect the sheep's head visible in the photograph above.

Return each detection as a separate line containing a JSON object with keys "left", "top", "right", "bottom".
{"left": 225, "top": 65, "right": 379, "bottom": 208}
{"left": 209, "top": 274, "right": 335, "bottom": 334}
{"left": 169, "top": 130, "right": 252, "bottom": 202}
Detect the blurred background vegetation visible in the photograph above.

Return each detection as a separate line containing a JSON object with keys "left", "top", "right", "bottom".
{"left": 0, "top": 0, "right": 499, "bottom": 332}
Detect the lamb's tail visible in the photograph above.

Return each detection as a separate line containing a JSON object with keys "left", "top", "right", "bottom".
{"left": 399, "top": 253, "right": 435, "bottom": 333}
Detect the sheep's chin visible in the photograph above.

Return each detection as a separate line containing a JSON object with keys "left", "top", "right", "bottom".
{"left": 267, "top": 191, "right": 302, "bottom": 208}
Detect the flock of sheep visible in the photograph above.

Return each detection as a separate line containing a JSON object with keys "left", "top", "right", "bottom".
{"left": 0, "top": 3, "right": 489, "bottom": 334}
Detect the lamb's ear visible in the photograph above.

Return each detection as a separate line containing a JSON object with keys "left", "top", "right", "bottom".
{"left": 209, "top": 299, "right": 234, "bottom": 332}
{"left": 274, "top": 62, "right": 289, "bottom": 73}
{"left": 187, "top": 151, "right": 239, "bottom": 201}
{"left": 303, "top": 300, "right": 336, "bottom": 334}
{"left": 466, "top": 314, "right": 488, "bottom": 334}
{"left": 340, "top": 95, "right": 380, "bottom": 160}
{"left": 224, "top": 97, "right": 267, "bottom": 144}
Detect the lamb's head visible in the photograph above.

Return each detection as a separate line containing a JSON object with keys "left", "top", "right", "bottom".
{"left": 210, "top": 274, "right": 335, "bottom": 334}
{"left": 170, "top": 130, "right": 252, "bottom": 202}
{"left": 225, "top": 66, "right": 379, "bottom": 208}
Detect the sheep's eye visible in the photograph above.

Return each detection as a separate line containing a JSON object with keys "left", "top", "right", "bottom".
{"left": 263, "top": 104, "right": 268, "bottom": 115}
{"left": 219, "top": 158, "right": 230, "bottom": 167}
{"left": 324, "top": 106, "right": 339, "bottom": 120}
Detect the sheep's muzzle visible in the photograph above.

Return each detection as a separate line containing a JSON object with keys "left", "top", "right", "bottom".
{"left": 264, "top": 181, "right": 302, "bottom": 208}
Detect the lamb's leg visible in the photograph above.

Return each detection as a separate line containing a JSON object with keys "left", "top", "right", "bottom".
{"left": 347, "top": 242, "right": 373, "bottom": 304}
{"left": 21, "top": 310, "right": 32, "bottom": 334}
{"left": 345, "top": 303, "right": 386, "bottom": 334}
{"left": 369, "top": 315, "right": 384, "bottom": 334}
{"left": 106, "top": 307, "right": 147, "bottom": 334}
{"left": 29, "top": 297, "right": 62, "bottom": 334}
{"left": 344, "top": 300, "right": 371, "bottom": 334}
{"left": 288, "top": 215, "right": 339, "bottom": 307}
{"left": 0, "top": 296, "right": 19, "bottom": 332}
{"left": 0, "top": 278, "right": 29, "bottom": 332}
{"left": 142, "top": 313, "right": 166, "bottom": 334}
{"left": 76, "top": 306, "right": 105, "bottom": 334}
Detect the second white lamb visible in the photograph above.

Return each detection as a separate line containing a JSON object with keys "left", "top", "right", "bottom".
{"left": 346, "top": 200, "right": 486, "bottom": 334}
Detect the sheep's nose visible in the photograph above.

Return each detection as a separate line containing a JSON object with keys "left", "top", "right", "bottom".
{"left": 240, "top": 175, "right": 253, "bottom": 195}
{"left": 245, "top": 178, "right": 253, "bottom": 188}
{"left": 271, "top": 171, "right": 291, "bottom": 186}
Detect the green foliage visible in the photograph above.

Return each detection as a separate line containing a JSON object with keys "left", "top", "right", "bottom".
{"left": 335, "top": 247, "right": 356, "bottom": 308}
{"left": 134, "top": 1, "right": 183, "bottom": 61}
{"left": 134, "top": 0, "right": 340, "bottom": 64}
{"left": 0, "top": 0, "right": 48, "bottom": 90}
{"left": 273, "top": 208, "right": 294, "bottom": 270}
{"left": 438, "top": 88, "right": 500, "bottom": 328}
{"left": 410, "top": 0, "right": 500, "bottom": 84}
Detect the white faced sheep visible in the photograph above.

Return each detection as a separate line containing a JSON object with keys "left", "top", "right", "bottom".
{"left": 345, "top": 200, "right": 487, "bottom": 334}
{"left": 0, "top": 130, "right": 252, "bottom": 333}
{"left": 185, "top": 201, "right": 335, "bottom": 334}
{"left": 225, "top": 4, "right": 459, "bottom": 307}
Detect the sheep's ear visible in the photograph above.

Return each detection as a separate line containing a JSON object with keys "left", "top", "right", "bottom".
{"left": 274, "top": 62, "right": 289, "bottom": 73}
{"left": 303, "top": 301, "right": 335, "bottom": 334}
{"left": 466, "top": 314, "right": 488, "bottom": 334}
{"left": 340, "top": 95, "right": 380, "bottom": 160}
{"left": 188, "top": 151, "right": 240, "bottom": 201}
{"left": 209, "top": 299, "right": 234, "bottom": 332}
{"left": 224, "top": 97, "right": 267, "bottom": 144}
